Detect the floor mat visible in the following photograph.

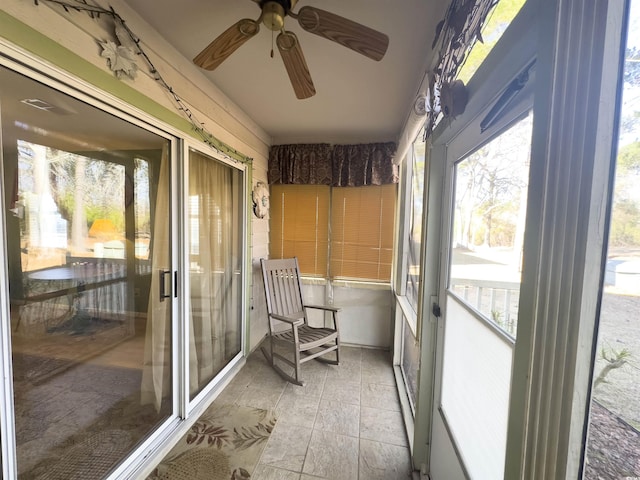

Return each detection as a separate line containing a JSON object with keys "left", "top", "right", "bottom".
{"left": 148, "top": 403, "right": 277, "bottom": 480}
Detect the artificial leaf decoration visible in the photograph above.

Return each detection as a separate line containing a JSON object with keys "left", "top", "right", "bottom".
{"left": 114, "top": 17, "right": 138, "bottom": 52}
{"left": 100, "top": 40, "right": 138, "bottom": 80}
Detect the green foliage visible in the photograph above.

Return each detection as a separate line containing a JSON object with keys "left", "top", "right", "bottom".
{"left": 594, "top": 347, "right": 632, "bottom": 389}
{"left": 610, "top": 199, "right": 640, "bottom": 246}
{"left": 457, "top": 0, "right": 527, "bottom": 84}
{"left": 617, "top": 141, "right": 640, "bottom": 174}
{"left": 491, "top": 309, "right": 503, "bottom": 323}
{"left": 624, "top": 47, "right": 640, "bottom": 86}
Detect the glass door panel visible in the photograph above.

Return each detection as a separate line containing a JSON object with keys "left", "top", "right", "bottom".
{"left": 401, "top": 320, "right": 420, "bottom": 411}
{"left": 448, "top": 113, "right": 532, "bottom": 338}
{"left": 406, "top": 131, "right": 426, "bottom": 313}
{"left": 440, "top": 113, "right": 532, "bottom": 479}
{"left": 584, "top": 2, "right": 640, "bottom": 476}
{"left": 188, "top": 149, "right": 243, "bottom": 400}
{"left": 1, "top": 65, "right": 173, "bottom": 478}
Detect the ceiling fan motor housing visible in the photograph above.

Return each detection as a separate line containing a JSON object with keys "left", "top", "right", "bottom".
{"left": 260, "top": 0, "right": 298, "bottom": 30}
{"left": 262, "top": 3, "right": 286, "bottom": 31}
{"left": 259, "top": 0, "right": 297, "bottom": 11}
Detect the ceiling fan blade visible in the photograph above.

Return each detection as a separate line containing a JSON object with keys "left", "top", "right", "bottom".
{"left": 193, "top": 19, "right": 260, "bottom": 70}
{"left": 277, "top": 31, "right": 316, "bottom": 100}
{"left": 296, "top": 6, "right": 388, "bottom": 61}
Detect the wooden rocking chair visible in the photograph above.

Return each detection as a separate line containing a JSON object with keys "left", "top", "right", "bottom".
{"left": 260, "top": 257, "right": 340, "bottom": 386}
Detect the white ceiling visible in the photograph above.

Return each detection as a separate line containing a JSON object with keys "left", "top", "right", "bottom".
{"left": 125, "top": 0, "right": 447, "bottom": 145}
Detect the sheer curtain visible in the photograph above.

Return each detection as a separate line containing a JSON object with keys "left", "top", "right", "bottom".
{"left": 188, "top": 151, "right": 241, "bottom": 398}
{"left": 141, "top": 146, "right": 172, "bottom": 412}
{"left": 141, "top": 148, "right": 242, "bottom": 410}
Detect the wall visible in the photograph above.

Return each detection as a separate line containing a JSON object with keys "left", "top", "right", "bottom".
{"left": 0, "top": 0, "right": 271, "bottom": 351}
{"left": 302, "top": 283, "right": 393, "bottom": 348}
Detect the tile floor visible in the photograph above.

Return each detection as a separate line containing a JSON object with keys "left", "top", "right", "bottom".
{"left": 212, "top": 346, "right": 413, "bottom": 480}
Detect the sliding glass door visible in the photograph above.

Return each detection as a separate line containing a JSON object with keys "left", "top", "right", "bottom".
{"left": 187, "top": 149, "right": 244, "bottom": 400}
{"left": 1, "top": 64, "right": 174, "bottom": 478}
{"left": 0, "top": 56, "right": 248, "bottom": 479}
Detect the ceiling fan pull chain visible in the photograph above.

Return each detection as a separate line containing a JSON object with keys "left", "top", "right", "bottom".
{"left": 271, "top": 28, "right": 275, "bottom": 58}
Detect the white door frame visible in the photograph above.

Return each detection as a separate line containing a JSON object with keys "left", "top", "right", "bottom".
{"left": 426, "top": 0, "right": 628, "bottom": 477}
{"left": 426, "top": 2, "right": 537, "bottom": 477}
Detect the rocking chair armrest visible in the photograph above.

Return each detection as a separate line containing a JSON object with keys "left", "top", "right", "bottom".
{"left": 303, "top": 304, "right": 341, "bottom": 313}
{"left": 269, "top": 312, "right": 305, "bottom": 326}
{"left": 304, "top": 304, "right": 340, "bottom": 329}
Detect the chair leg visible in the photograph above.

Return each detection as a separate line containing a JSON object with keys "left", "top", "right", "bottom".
{"left": 261, "top": 339, "right": 306, "bottom": 386}
{"left": 272, "top": 361, "right": 305, "bottom": 386}
{"left": 260, "top": 339, "right": 273, "bottom": 366}
{"left": 293, "top": 344, "right": 302, "bottom": 385}
{"left": 314, "top": 342, "right": 340, "bottom": 365}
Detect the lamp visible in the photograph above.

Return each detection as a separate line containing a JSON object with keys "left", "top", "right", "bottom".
{"left": 88, "top": 218, "right": 117, "bottom": 240}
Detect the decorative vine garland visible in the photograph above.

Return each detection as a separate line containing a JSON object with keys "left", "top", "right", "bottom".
{"left": 32, "top": 0, "right": 251, "bottom": 164}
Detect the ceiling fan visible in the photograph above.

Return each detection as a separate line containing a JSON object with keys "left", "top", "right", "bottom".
{"left": 193, "top": 0, "right": 389, "bottom": 99}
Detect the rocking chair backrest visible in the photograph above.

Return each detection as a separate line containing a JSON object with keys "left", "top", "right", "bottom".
{"left": 261, "top": 258, "right": 306, "bottom": 333}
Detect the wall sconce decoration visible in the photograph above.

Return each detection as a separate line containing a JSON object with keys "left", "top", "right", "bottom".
{"left": 440, "top": 79, "right": 468, "bottom": 120}
{"left": 252, "top": 182, "right": 270, "bottom": 219}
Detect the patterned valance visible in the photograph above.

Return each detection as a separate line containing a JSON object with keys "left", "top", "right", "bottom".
{"left": 268, "top": 142, "right": 397, "bottom": 187}
{"left": 268, "top": 144, "right": 332, "bottom": 185}
{"left": 332, "top": 142, "right": 397, "bottom": 187}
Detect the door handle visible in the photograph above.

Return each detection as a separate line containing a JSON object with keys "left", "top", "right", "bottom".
{"left": 159, "top": 269, "right": 172, "bottom": 302}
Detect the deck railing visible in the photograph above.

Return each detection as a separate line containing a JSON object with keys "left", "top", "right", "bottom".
{"left": 450, "top": 278, "right": 520, "bottom": 338}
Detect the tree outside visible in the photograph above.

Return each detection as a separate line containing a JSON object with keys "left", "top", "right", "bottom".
{"left": 584, "top": 2, "right": 640, "bottom": 477}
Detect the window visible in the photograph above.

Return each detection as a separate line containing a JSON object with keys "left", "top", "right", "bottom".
{"left": 584, "top": 2, "right": 640, "bottom": 475}
{"left": 449, "top": 112, "right": 532, "bottom": 338}
{"left": 270, "top": 185, "right": 330, "bottom": 277}
{"left": 397, "top": 128, "right": 427, "bottom": 412}
{"left": 330, "top": 185, "right": 396, "bottom": 281}
{"left": 456, "top": 0, "right": 527, "bottom": 84}
{"left": 270, "top": 184, "right": 396, "bottom": 282}
{"left": 405, "top": 133, "right": 426, "bottom": 311}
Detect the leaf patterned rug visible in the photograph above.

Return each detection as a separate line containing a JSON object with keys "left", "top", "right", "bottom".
{"left": 147, "top": 404, "right": 277, "bottom": 480}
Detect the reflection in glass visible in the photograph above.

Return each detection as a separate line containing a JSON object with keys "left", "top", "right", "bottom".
{"left": 401, "top": 320, "right": 420, "bottom": 411}
{"left": 585, "top": 2, "right": 640, "bottom": 475}
{"left": 405, "top": 131, "right": 425, "bottom": 312}
{"left": 449, "top": 112, "right": 532, "bottom": 337}
{"left": 188, "top": 150, "right": 243, "bottom": 399}
{"left": 399, "top": 128, "right": 425, "bottom": 418}
{"left": 2, "top": 65, "right": 172, "bottom": 478}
